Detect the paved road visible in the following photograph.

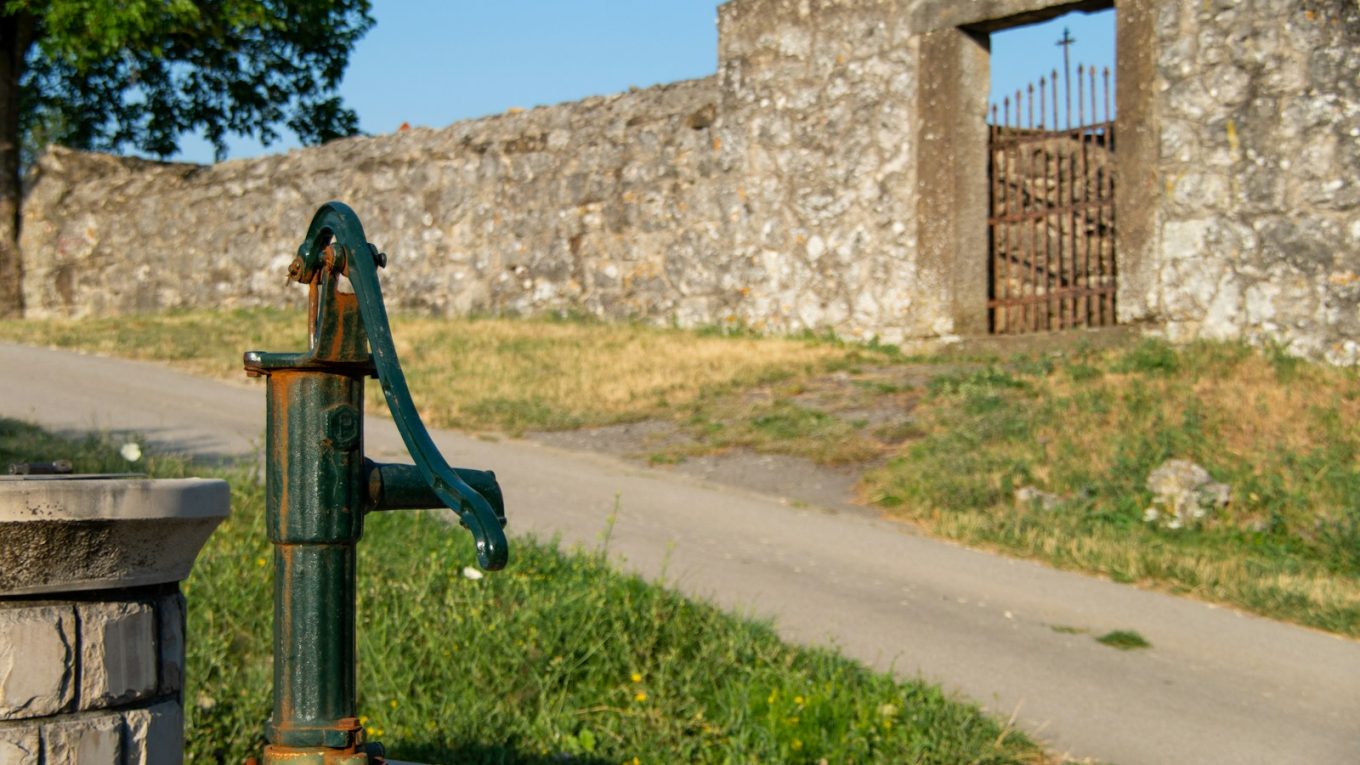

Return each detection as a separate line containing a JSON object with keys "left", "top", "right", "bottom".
{"left": 1, "top": 342, "right": 1355, "bottom": 764}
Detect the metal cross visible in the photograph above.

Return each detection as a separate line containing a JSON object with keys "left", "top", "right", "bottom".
{"left": 1056, "top": 27, "right": 1076, "bottom": 126}
{"left": 1056, "top": 27, "right": 1076, "bottom": 52}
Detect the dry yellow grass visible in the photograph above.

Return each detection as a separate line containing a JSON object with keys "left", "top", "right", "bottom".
{"left": 0, "top": 309, "right": 850, "bottom": 433}
{"left": 386, "top": 315, "right": 849, "bottom": 431}
{"left": 0, "top": 308, "right": 308, "bottom": 379}
{"left": 1184, "top": 354, "right": 1359, "bottom": 456}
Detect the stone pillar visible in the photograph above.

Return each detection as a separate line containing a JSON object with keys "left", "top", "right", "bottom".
{"left": 916, "top": 26, "right": 993, "bottom": 338}
{"left": 0, "top": 477, "right": 229, "bottom": 765}
{"left": 1112, "top": 0, "right": 1160, "bottom": 325}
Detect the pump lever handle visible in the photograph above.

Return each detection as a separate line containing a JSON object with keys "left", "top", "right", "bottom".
{"left": 365, "top": 460, "right": 505, "bottom": 522}
{"left": 300, "top": 202, "right": 509, "bottom": 570}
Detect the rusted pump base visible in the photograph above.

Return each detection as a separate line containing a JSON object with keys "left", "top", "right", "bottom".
{"left": 262, "top": 743, "right": 379, "bottom": 765}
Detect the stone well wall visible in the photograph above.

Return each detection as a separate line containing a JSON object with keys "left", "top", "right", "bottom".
{"left": 0, "top": 588, "right": 185, "bottom": 764}
{"left": 0, "top": 476, "right": 228, "bottom": 765}
{"left": 15, "top": 0, "right": 1360, "bottom": 358}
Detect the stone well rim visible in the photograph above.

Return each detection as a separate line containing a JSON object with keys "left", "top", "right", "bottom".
{"left": 0, "top": 477, "right": 230, "bottom": 522}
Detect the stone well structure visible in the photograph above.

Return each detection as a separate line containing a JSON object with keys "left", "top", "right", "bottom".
{"left": 0, "top": 476, "right": 229, "bottom": 765}
{"left": 15, "top": 0, "right": 1360, "bottom": 361}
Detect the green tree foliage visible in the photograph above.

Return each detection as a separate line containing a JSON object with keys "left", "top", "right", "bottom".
{"left": 0, "top": 0, "right": 374, "bottom": 316}
{"left": 16, "top": 0, "right": 372, "bottom": 159}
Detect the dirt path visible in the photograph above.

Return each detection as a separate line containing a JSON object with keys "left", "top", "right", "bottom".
{"left": 529, "top": 362, "right": 955, "bottom": 515}
{"left": 2, "top": 342, "right": 1357, "bottom": 765}
{"left": 532, "top": 422, "right": 869, "bottom": 516}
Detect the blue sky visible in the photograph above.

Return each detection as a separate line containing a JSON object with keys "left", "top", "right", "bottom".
{"left": 989, "top": 7, "right": 1117, "bottom": 126}
{"left": 172, "top": 2, "right": 1114, "bottom": 164}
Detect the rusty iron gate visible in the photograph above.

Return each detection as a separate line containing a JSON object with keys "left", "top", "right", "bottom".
{"left": 988, "top": 65, "right": 1116, "bottom": 334}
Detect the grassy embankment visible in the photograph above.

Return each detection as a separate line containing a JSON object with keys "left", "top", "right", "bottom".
{"left": 862, "top": 341, "right": 1360, "bottom": 637}
{"left": 0, "top": 418, "right": 1049, "bottom": 765}
{"left": 2, "top": 309, "right": 1357, "bottom": 637}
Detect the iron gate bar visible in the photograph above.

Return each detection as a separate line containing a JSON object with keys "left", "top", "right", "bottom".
{"left": 1097, "top": 65, "right": 1115, "bottom": 326}
{"left": 1044, "top": 73, "right": 1055, "bottom": 330}
{"left": 1021, "top": 117, "right": 1033, "bottom": 334}
{"left": 1051, "top": 70, "right": 1065, "bottom": 330}
{"left": 1077, "top": 73, "right": 1090, "bottom": 325}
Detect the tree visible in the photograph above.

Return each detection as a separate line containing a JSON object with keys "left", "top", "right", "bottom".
{"left": 0, "top": 0, "right": 375, "bottom": 317}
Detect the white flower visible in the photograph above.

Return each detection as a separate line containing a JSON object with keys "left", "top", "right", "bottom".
{"left": 1143, "top": 507, "right": 1159, "bottom": 522}
{"left": 1167, "top": 518, "right": 1183, "bottom": 530}
{"left": 461, "top": 566, "right": 484, "bottom": 581}
{"left": 120, "top": 442, "right": 142, "bottom": 462}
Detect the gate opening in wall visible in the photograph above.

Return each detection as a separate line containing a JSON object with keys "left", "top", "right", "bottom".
{"left": 986, "top": 21, "right": 1117, "bottom": 334}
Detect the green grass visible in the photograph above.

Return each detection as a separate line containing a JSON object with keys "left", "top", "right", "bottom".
{"left": 1095, "top": 630, "right": 1151, "bottom": 651}
{"left": 0, "top": 419, "right": 1052, "bottom": 765}
{"left": 863, "top": 339, "right": 1360, "bottom": 636}
{"left": 0, "top": 417, "right": 196, "bottom": 478}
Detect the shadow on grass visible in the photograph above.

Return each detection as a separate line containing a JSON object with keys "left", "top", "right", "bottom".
{"left": 391, "top": 741, "right": 613, "bottom": 765}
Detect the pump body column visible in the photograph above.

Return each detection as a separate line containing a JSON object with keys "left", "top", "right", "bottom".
{"left": 263, "top": 368, "right": 370, "bottom": 763}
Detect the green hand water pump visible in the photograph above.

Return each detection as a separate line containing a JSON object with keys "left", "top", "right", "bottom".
{"left": 244, "top": 202, "right": 509, "bottom": 765}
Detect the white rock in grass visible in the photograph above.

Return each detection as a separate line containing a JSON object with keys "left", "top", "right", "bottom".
{"left": 1145, "top": 459, "right": 1231, "bottom": 530}
{"left": 1015, "top": 486, "right": 1063, "bottom": 511}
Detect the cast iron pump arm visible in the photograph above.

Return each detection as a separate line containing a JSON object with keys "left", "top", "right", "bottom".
{"left": 244, "top": 202, "right": 508, "bottom": 765}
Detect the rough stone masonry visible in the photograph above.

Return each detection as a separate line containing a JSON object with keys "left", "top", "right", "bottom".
{"left": 0, "top": 592, "right": 185, "bottom": 765}
{"left": 16, "top": 0, "right": 1360, "bottom": 361}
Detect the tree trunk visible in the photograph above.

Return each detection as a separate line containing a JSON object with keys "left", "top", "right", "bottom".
{"left": 0, "top": 14, "right": 34, "bottom": 319}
